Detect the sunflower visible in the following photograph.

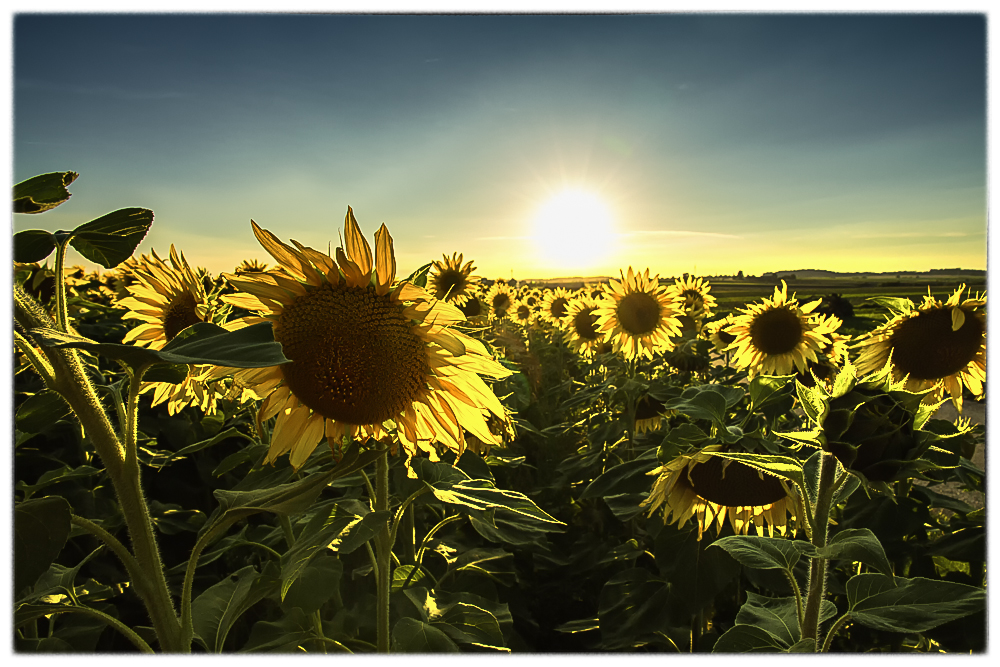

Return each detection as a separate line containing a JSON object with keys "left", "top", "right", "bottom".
{"left": 634, "top": 394, "right": 670, "bottom": 434}
{"left": 795, "top": 314, "right": 851, "bottom": 388}
{"left": 724, "top": 281, "right": 833, "bottom": 376}
{"left": 562, "top": 296, "right": 605, "bottom": 358}
{"left": 458, "top": 292, "right": 486, "bottom": 320}
{"left": 539, "top": 287, "right": 574, "bottom": 328}
{"left": 594, "top": 267, "right": 684, "bottom": 360}
{"left": 510, "top": 299, "right": 535, "bottom": 327}
{"left": 484, "top": 282, "right": 516, "bottom": 321}
{"left": 854, "top": 285, "right": 986, "bottom": 411}
{"left": 235, "top": 258, "right": 269, "bottom": 275}
{"left": 706, "top": 315, "right": 738, "bottom": 355}
{"left": 668, "top": 275, "right": 718, "bottom": 321}
{"left": 213, "top": 208, "right": 512, "bottom": 470}
{"left": 643, "top": 445, "right": 800, "bottom": 541}
{"left": 429, "top": 252, "right": 480, "bottom": 306}
{"left": 117, "top": 246, "right": 227, "bottom": 414}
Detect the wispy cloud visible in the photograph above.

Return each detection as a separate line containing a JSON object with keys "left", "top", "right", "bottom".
{"left": 476, "top": 235, "right": 532, "bottom": 241}
{"left": 851, "top": 231, "right": 974, "bottom": 239}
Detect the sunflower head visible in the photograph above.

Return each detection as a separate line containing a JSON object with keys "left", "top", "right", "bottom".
{"left": 215, "top": 208, "right": 512, "bottom": 470}
{"left": 429, "top": 252, "right": 480, "bottom": 305}
{"left": 634, "top": 393, "right": 672, "bottom": 434}
{"left": 510, "top": 299, "right": 535, "bottom": 327}
{"left": 539, "top": 287, "right": 574, "bottom": 327}
{"left": 594, "top": 267, "right": 684, "bottom": 360}
{"left": 725, "top": 281, "right": 830, "bottom": 376}
{"left": 485, "top": 282, "right": 516, "bottom": 321}
{"left": 562, "top": 296, "right": 606, "bottom": 357}
{"left": 668, "top": 275, "right": 718, "bottom": 321}
{"left": 854, "top": 285, "right": 986, "bottom": 412}
{"left": 235, "top": 258, "right": 269, "bottom": 274}
{"left": 644, "top": 445, "right": 799, "bottom": 541}
{"left": 706, "top": 315, "right": 739, "bottom": 354}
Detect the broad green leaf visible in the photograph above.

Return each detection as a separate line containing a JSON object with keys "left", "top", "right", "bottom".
{"left": 747, "top": 374, "right": 796, "bottom": 412}
{"left": 597, "top": 568, "right": 672, "bottom": 650}
{"left": 280, "top": 555, "right": 343, "bottom": 613}
{"left": 67, "top": 208, "right": 154, "bottom": 268}
{"left": 15, "top": 390, "right": 73, "bottom": 433}
{"left": 454, "top": 548, "right": 516, "bottom": 587}
{"left": 786, "top": 638, "right": 817, "bottom": 652}
{"left": 664, "top": 384, "right": 744, "bottom": 426}
{"left": 14, "top": 496, "right": 72, "bottom": 595}
{"left": 820, "top": 528, "right": 894, "bottom": 577}
{"left": 847, "top": 574, "right": 985, "bottom": 633}
{"left": 240, "top": 607, "right": 315, "bottom": 652}
{"left": 404, "top": 262, "right": 433, "bottom": 289}
{"left": 796, "top": 380, "right": 828, "bottom": 426}
{"left": 710, "top": 535, "right": 812, "bottom": 572}
{"left": 391, "top": 617, "right": 460, "bottom": 652}
{"left": 555, "top": 618, "right": 601, "bottom": 634}
{"left": 392, "top": 564, "right": 427, "bottom": 591}
{"left": 435, "top": 479, "right": 563, "bottom": 527}
{"left": 433, "top": 602, "right": 507, "bottom": 650}
{"left": 712, "top": 623, "right": 788, "bottom": 652}
{"left": 705, "top": 451, "right": 805, "bottom": 493}
{"left": 167, "top": 427, "right": 253, "bottom": 463}
{"left": 16, "top": 465, "right": 103, "bottom": 500}
{"left": 279, "top": 502, "right": 356, "bottom": 599}
{"left": 13, "top": 229, "right": 58, "bottom": 262}
{"left": 191, "top": 564, "right": 277, "bottom": 652}
{"left": 329, "top": 510, "right": 392, "bottom": 554}
{"left": 31, "top": 321, "right": 289, "bottom": 370}
{"left": 579, "top": 447, "right": 659, "bottom": 499}
{"left": 143, "top": 363, "right": 189, "bottom": 384}
{"left": 867, "top": 296, "right": 914, "bottom": 316}
{"left": 13, "top": 171, "right": 78, "bottom": 213}
{"left": 734, "top": 592, "right": 837, "bottom": 647}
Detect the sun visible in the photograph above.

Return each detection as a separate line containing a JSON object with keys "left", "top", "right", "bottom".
{"left": 533, "top": 189, "right": 616, "bottom": 270}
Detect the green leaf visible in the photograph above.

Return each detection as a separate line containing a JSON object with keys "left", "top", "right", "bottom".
{"left": 15, "top": 390, "right": 73, "bottom": 433}
{"left": 795, "top": 380, "right": 829, "bottom": 426}
{"left": 579, "top": 447, "right": 659, "bottom": 499}
{"left": 747, "top": 374, "right": 796, "bottom": 413}
{"left": 555, "top": 618, "right": 601, "bottom": 634}
{"left": 664, "top": 384, "right": 744, "bottom": 426}
{"left": 847, "top": 574, "right": 986, "bottom": 633}
{"left": 280, "top": 555, "right": 343, "bottom": 613}
{"left": 13, "top": 229, "right": 58, "bottom": 263}
{"left": 16, "top": 465, "right": 103, "bottom": 500}
{"left": 820, "top": 528, "right": 894, "bottom": 577}
{"left": 391, "top": 617, "right": 460, "bottom": 652}
{"left": 14, "top": 497, "right": 72, "bottom": 596}
{"left": 713, "top": 624, "right": 789, "bottom": 652}
{"left": 329, "top": 510, "right": 392, "bottom": 554}
{"left": 167, "top": 427, "right": 253, "bottom": 464}
{"left": 404, "top": 261, "right": 433, "bottom": 289}
{"left": 31, "top": 321, "right": 289, "bottom": 370}
{"left": 143, "top": 363, "right": 189, "bottom": 384}
{"left": 454, "top": 548, "right": 516, "bottom": 587}
{"left": 710, "top": 535, "right": 813, "bottom": 572}
{"left": 705, "top": 451, "right": 805, "bottom": 493}
{"left": 13, "top": 171, "right": 78, "bottom": 213}
{"left": 392, "top": 564, "right": 427, "bottom": 592}
{"left": 734, "top": 592, "right": 837, "bottom": 647}
{"left": 597, "top": 568, "right": 672, "bottom": 650}
{"left": 240, "top": 607, "right": 314, "bottom": 652}
{"left": 434, "top": 602, "right": 507, "bottom": 650}
{"left": 191, "top": 565, "right": 277, "bottom": 652}
{"left": 66, "top": 208, "right": 153, "bottom": 268}
{"left": 867, "top": 296, "right": 914, "bottom": 316}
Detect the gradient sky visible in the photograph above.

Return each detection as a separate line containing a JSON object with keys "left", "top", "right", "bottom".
{"left": 12, "top": 13, "right": 987, "bottom": 279}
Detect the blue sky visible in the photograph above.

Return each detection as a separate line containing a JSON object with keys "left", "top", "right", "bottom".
{"left": 12, "top": 12, "right": 987, "bottom": 278}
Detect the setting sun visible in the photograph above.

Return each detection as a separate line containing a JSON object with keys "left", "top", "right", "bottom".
{"left": 532, "top": 188, "right": 616, "bottom": 270}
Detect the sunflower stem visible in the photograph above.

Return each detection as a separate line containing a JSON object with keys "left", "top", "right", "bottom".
{"left": 801, "top": 451, "right": 838, "bottom": 648}
{"left": 53, "top": 237, "right": 71, "bottom": 332}
{"left": 820, "top": 613, "right": 852, "bottom": 652}
{"left": 374, "top": 451, "right": 392, "bottom": 653}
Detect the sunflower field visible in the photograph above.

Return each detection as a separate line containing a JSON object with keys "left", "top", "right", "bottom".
{"left": 12, "top": 171, "right": 987, "bottom": 654}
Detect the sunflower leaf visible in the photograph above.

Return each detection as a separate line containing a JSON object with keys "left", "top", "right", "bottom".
{"left": 14, "top": 496, "right": 72, "bottom": 597}
{"left": 13, "top": 171, "right": 79, "bottom": 213}
{"left": 405, "top": 261, "right": 433, "bottom": 289}
{"left": 66, "top": 208, "right": 154, "bottom": 268}
{"left": 847, "top": 574, "right": 985, "bottom": 633}
{"left": 391, "top": 618, "right": 460, "bottom": 653}
{"left": 705, "top": 451, "right": 805, "bottom": 492}
{"left": 734, "top": 592, "right": 837, "bottom": 647}
{"left": 867, "top": 296, "right": 914, "bottom": 316}
{"left": 710, "top": 535, "right": 814, "bottom": 572}
{"left": 13, "top": 230, "right": 58, "bottom": 263}
{"left": 663, "top": 384, "right": 744, "bottom": 427}
{"left": 819, "top": 528, "right": 894, "bottom": 578}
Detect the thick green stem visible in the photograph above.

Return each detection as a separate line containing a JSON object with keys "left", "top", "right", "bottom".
{"left": 801, "top": 452, "right": 838, "bottom": 647}
{"left": 70, "top": 515, "right": 143, "bottom": 585}
{"left": 36, "top": 605, "right": 155, "bottom": 653}
{"left": 53, "top": 239, "right": 71, "bottom": 332}
{"left": 374, "top": 452, "right": 392, "bottom": 653}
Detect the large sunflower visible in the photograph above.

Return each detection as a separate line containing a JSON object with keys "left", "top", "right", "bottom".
{"left": 429, "top": 252, "right": 480, "bottom": 306}
{"left": 118, "top": 246, "right": 226, "bottom": 414}
{"left": 539, "top": 287, "right": 574, "bottom": 328}
{"left": 668, "top": 275, "right": 718, "bottom": 321}
{"left": 724, "top": 281, "right": 833, "bottom": 376}
{"left": 643, "top": 445, "right": 800, "bottom": 541}
{"left": 484, "top": 282, "right": 516, "bottom": 321}
{"left": 215, "top": 208, "right": 512, "bottom": 469}
{"left": 510, "top": 299, "right": 536, "bottom": 327}
{"left": 854, "top": 285, "right": 986, "bottom": 411}
{"left": 562, "top": 296, "right": 605, "bottom": 358}
{"left": 594, "top": 267, "right": 684, "bottom": 360}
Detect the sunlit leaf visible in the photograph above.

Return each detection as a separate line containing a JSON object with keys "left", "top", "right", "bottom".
{"left": 847, "top": 574, "right": 985, "bottom": 633}
{"left": 13, "top": 171, "right": 78, "bottom": 213}
{"left": 68, "top": 208, "right": 154, "bottom": 268}
{"left": 13, "top": 229, "right": 58, "bottom": 263}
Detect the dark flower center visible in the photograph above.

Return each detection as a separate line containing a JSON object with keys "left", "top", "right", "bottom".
{"left": 617, "top": 291, "right": 661, "bottom": 335}
{"left": 573, "top": 307, "right": 600, "bottom": 340}
{"left": 433, "top": 269, "right": 467, "bottom": 302}
{"left": 688, "top": 456, "right": 788, "bottom": 506}
{"left": 888, "top": 307, "right": 985, "bottom": 380}
{"left": 163, "top": 291, "right": 202, "bottom": 341}
{"left": 748, "top": 307, "right": 803, "bottom": 355}
{"left": 275, "top": 283, "right": 429, "bottom": 425}
{"left": 549, "top": 297, "right": 569, "bottom": 319}
{"left": 492, "top": 293, "right": 511, "bottom": 315}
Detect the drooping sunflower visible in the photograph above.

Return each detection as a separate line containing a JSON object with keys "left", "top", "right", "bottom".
{"left": 667, "top": 275, "right": 718, "bottom": 321}
{"left": 724, "top": 281, "right": 833, "bottom": 376}
{"left": 634, "top": 394, "right": 671, "bottom": 434}
{"left": 594, "top": 267, "right": 684, "bottom": 360}
{"left": 854, "top": 285, "right": 986, "bottom": 411}
{"left": 117, "top": 246, "right": 227, "bottom": 414}
{"left": 795, "top": 314, "right": 852, "bottom": 388}
{"left": 539, "top": 287, "right": 574, "bottom": 328}
{"left": 643, "top": 445, "right": 800, "bottom": 541}
{"left": 429, "top": 252, "right": 480, "bottom": 305}
{"left": 562, "top": 296, "right": 605, "bottom": 357}
{"left": 234, "top": 258, "right": 269, "bottom": 275}
{"left": 484, "top": 282, "right": 516, "bottom": 321}
{"left": 214, "top": 208, "right": 512, "bottom": 470}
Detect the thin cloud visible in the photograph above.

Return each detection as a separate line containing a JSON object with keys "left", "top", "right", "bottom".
{"left": 621, "top": 230, "right": 742, "bottom": 239}
{"left": 476, "top": 235, "right": 532, "bottom": 241}
{"left": 852, "top": 231, "right": 973, "bottom": 239}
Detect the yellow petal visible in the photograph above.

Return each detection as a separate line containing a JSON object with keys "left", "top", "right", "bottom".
{"left": 373, "top": 223, "right": 396, "bottom": 295}
{"left": 951, "top": 307, "right": 966, "bottom": 331}
{"left": 343, "top": 206, "right": 373, "bottom": 278}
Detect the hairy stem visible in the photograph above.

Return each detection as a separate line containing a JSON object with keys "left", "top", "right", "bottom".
{"left": 374, "top": 452, "right": 392, "bottom": 653}
{"left": 801, "top": 452, "right": 839, "bottom": 647}
{"left": 821, "top": 613, "right": 852, "bottom": 653}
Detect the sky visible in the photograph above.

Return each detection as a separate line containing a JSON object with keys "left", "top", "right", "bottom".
{"left": 10, "top": 11, "right": 988, "bottom": 279}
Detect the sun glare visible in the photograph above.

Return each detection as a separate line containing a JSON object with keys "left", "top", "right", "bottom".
{"left": 533, "top": 189, "right": 616, "bottom": 271}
